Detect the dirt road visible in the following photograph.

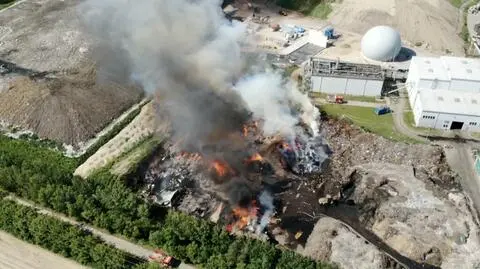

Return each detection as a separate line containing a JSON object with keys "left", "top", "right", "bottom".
{"left": 387, "top": 95, "right": 430, "bottom": 143}
{"left": 443, "top": 143, "right": 480, "bottom": 216}
{"left": 8, "top": 196, "right": 153, "bottom": 259}
{"left": 385, "top": 95, "right": 480, "bottom": 217}
{"left": 7, "top": 196, "right": 196, "bottom": 269}
{"left": 0, "top": 231, "right": 87, "bottom": 269}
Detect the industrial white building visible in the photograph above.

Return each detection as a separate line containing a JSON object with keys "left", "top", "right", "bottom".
{"left": 406, "top": 56, "right": 480, "bottom": 131}
{"left": 304, "top": 58, "right": 385, "bottom": 96}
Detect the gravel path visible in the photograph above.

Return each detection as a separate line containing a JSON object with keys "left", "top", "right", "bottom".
{"left": 0, "top": 231, "right": 87, "bottom": 269}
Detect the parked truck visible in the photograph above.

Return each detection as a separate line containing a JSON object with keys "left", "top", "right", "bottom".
{"left": 148, "top": 249, "right": 176, "bottom": 267}
{"left": 374, "top": 106, "right": 391, "bottom": 115}
{"left": 326, "top": 94, "right": 346, "bottom": 104}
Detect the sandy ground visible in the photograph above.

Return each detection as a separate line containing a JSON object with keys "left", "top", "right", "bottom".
{"left": 0, "top": 231, "right": 88, "bottom": 269}
{"left": 241, "top": 0, "right": 464, "bottom": 67}
{"left": 74, "top": 101, "right": 162, "bottom": 178}
{"left": 328, "top": 0, "right": 464, "bottom": 56}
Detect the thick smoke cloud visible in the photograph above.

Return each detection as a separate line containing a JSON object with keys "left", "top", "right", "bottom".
{"left": 79, "top": 0, "right": 319, "bottom": 149}
{"left": 80, "top": 0, "right": 248, "bottom": 148}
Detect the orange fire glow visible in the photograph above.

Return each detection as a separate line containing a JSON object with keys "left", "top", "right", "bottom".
{"left": 211, "top": 160, "right": 230, "bottom": 177}
{"left": 177, "top": 151, "right": 202, "bottom": 161}
{"left": 231, "top": 201, "right": 258, "bottom": 230}
{"left": 242, "top": 121, "right": 259, "bottom": 137}
{"left": 245, "top": 153, "right": 263, "bottom": 163}
{"left": 280, "top": 142, "right": 291, "bottom": 150}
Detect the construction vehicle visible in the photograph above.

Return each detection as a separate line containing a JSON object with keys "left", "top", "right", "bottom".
{"left": 279, "top": 9, "right": 288, "bottom": 16}
{"left": 326, "top": 94, "right": 346, "bottom": 104}
{"left": 374, "top": 106, "right": 391, "bottom": 115}
{"left": 148, "top": 249, "right": 175, "bottom": 267}
{"left": 323, "top": 26, "right": 335, "bottom": 39}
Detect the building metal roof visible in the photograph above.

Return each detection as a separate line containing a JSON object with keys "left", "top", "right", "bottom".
{"left": 417, "top": 87, "right": 480, "bottom": 117}
{"left": 411, "top": 56, "right": 480, "bottom": 82}
{"left": 441, "top": 56, "right": 480, "bottom": 81}
{"left": 411, "top": 57, "right": 450, "bottom": 81}
{"left": 309, "top": 58, "right": 384, "bottom": 80}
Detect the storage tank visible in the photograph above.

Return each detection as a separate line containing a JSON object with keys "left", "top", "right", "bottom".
{"left": 361, "top": 26, "right": 402, "bottom": 62}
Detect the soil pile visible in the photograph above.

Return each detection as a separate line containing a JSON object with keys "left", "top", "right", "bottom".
{"left": 0, "top": 66, "right": 143, "bottom": 146}
{"left": 302, "top": 217, "right": 386, "bottom": 269}
{"left": 346, "top": 163, "right": 480, "bottom": 268}
{"left": 0, "top": 0, "right": 143, "bottom": 145}
{"left": 314, "top": 118, "right": 459, "bottom": 198}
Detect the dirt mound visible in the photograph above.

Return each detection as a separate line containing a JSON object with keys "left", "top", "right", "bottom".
{"left": 302, "top": 217, "right": 386, "bottom": 269}
{"left": 314, "top": 118, "right": 460, "bottom": 198}
{"left": 328, "top": 0, "right": 464, "bottom": 55}
{"left": 346, "top": 163, "right": 480, "bottom": 268}
{"left": 0, "top": 66, "right": 143, "bottom": 146}
{"left": 0, "top": 0, "right": 144, "bottom": 145}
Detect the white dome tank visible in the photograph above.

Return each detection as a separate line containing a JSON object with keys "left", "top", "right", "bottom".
{"left": 361, "top": 25, "right": 402, "bottom": 62}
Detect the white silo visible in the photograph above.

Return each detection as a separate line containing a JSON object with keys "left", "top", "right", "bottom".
{"left": 361, "top": 25, "right": 402, "bottom": 62}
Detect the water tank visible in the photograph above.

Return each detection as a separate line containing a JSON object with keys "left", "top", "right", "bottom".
{"left": 361, "top": 26, "right": 402, "bottom": 62}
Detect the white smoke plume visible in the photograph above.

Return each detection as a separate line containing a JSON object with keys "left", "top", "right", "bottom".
{"left": 256, "top": 190, "right": 275, "bottom": 234}
{"left": 234, "top": 70, "right": 320, "bottom": 138}
{"left": 79, "top": 0, "right": 320, "bottom": 147}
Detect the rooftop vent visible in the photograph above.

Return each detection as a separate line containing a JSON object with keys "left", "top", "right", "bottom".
{"left": 428, "top": 68, "right": 434, "bottom": 73}
{"left": 425, "top": 60, "right": 431, "bottom": 64}
{"left": 467, "top": 69, "right": 473, "bottom": 73}
{"left": 438, "top": 96, "right": 444, "bottom": 101}
{"left": 472, "top": 99, "right": 478, "bottom": 104}
{"left": 454, "top": 98, "right": 461, "bottom": 103}
{"left": 462, "top": 60, "right": 468, "bottom": 64}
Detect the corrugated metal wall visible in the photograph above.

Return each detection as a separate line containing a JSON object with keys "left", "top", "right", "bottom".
{"left": 310, "top": 76, "right": 383, "bottom": 96}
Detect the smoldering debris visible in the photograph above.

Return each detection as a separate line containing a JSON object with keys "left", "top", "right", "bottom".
{"left": 81, "top": 0, "right": 331, "bottom": 238}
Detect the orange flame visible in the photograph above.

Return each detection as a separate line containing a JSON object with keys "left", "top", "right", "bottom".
{"left": 243, "top": 125, "right": 248, "bottom": 137}
{"left": 245, "top": 153, "right": 263, "bottom": 163}
{"left": 280, "top": 142, "right": 291, "bottom": 150}
{"left": 231, "top": 201, "right": 258, "bottom": 230}
{"left": 211, "top": 160, "right": 230, "bottom": 177}
{"left": 177, "top": 152, "right": 202, "bottom": 161}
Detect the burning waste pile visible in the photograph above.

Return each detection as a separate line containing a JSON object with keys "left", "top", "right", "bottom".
{"left": 80, "top": 0, "right": 329, "bottom": 237}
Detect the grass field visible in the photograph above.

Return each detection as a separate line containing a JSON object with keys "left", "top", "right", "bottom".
{"left": 309, "top": 92, "right": 383, "bottom": 103}
{"left": 449, "top": 0, "right": 464, "bottom": 8}
{"left": 0, "top": 0, "right": 15, "bottom": 10}
{"left": 276, "top": 0, "right": 333, "bottom": 19}
{"left": 321, "top": 104, "right": 419, "bottom": 143}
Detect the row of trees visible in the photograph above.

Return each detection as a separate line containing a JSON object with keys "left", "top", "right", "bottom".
{"left": 0, "top": 198, "right": 148, "bottom": 269}
{"left": 0, "top": 135, "right": 337, "bottom": 269}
